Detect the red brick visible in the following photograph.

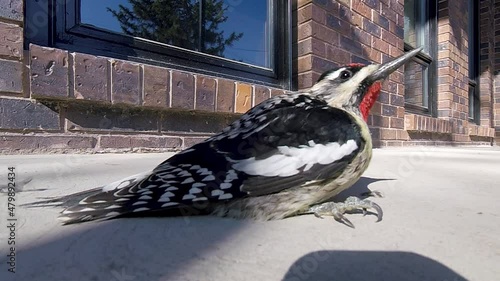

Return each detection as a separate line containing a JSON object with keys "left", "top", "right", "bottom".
{"left": 254, "top": 85, "right": 270, "bottom": 106}
{"left": 373, "top": 37, "right": 390, "bottom": 53}
{"left": 111, "top": 60, "right": 140, "bottom": 105}
{"left": 298, "top": 71, "right": 315, "bottom": 89}
{"left": 390, "top": 117, "right": 404, "bottom": 129}
{"left": 397, "top": 129, "right": 410, "bottom": 140}
{"left": 352, "top": 27, "right": 372, "bottom": 47}
{"left": 171, "top": 70, "right": 195, "bottom": 110}
{"left": 371, "top": 115, "right": 390, "bottom": 127}
{"left": 143, "top": 65, "right": 169, "bottom": 108}
{"left": 380, "top": 128, "right": 398, "bottom": 140}
{"left": 312, "top": 55, "right": 337, "bottom": 73}
{"left": 396, "top": 107, "right": 405, "bottom": 118}
{"left": 74, "top": 53, "right": 108, "bottom": 102}
{"left": 326, "top": 46, "right": 350, "bottom": 65}
{"left": 312, "top": 22, "right": 339, "bottom": 44}
{"left": 371, "top": 101, "right": 382, "bottom": 115}
{"left": 373, "top": 11, "right": 390, "bottom": 30}
{"left": 0, "top": 97, "right": 60, "bottom": 130}
{"left": 297, "top": 4, "right": 312, "bottom": 24}
{"left": 326, "top": 14, "right": 351, "bottom": 35}
{"left": 184, "top": 137, "right": 209, "bottom": 149}
{"left": 216, "top": 79, "right": 235, "bottom": 113}
{"left": 99, "top": 135, "right": 181, "bottom": 150}
{"left": 316, "top": 0, "right": 339, "bottom": 14}
{"left": 65, "top": 103, "right": 159, "bottom": 132}
{"left": 0, "top": 22, "right": 22, "bottom": 58}
{"left": 297, "top": 38, "right": 312, "bottom": 56}
{"left": 349, "top": 10, "right": 364, "bottom": 27}
{"left": 363, "top": 17, "right": 381, "bottom": 37}
{"left": 161, "top": 111, "right": 233, "bottom": 133}
{"left": 0, "top": 59, "right": 22, "bottom": 93}
{"left": 380, "top": 5, "right": 397, "bottom": 22}
{"left": 297, "top": 55, "right": 312, "bottom": 73}
{"left": 0, "top": 135, "right": 97, "bottom": 151}
{"left": 195, "top": 75, "right": 216, "bottom": 111}
{"left": 298, "top": 22, "right": 313, "bottom": 41}
{"left": 311, "top": 38, "right": 327, "bottom": 58}
{"left": 339, "top": 35, "right": 363, "bottom": 56}
{"left": 30, "top": 45, "right": 69, "bottom": 98}
{"left": 404, "top": 114, "right": 416, "bottom": 130}
{"left": 311, "top": 5, "right": 327, "bottom": 24}
{"left": 271, "top": 89, "right": 285, "bottom": 97}
{"left": 367, "top": 48, "right": 382, "bottom": 64}
{"left": 382, "top": 29, "right": 399, "bottom": 47}
{"left": 351, "top": 1, "right": 371, "bottom": 19}
{"left": 391, "top": 1, "right": 404, "bottom": 17}
{"left": 235, "top": 82, "right": 252, "bottom": 113}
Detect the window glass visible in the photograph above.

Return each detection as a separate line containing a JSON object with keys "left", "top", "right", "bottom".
{"left": 80, "top": 0, "right": 273, "bottom": 68}
{"left": 404, "top": 0, "right": 434, "bottom": 112}
{"left": 404, "top": 60, "right": 429, "bottom": 108}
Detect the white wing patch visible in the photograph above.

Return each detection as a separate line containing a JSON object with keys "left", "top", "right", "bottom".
{"left": 231, "top": 139, "right": 358, "bottom": 177}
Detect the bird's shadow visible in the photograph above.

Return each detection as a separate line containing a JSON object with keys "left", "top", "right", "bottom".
{"left": 282, "top": 250, "right": 467, "bottom": 281}
{"left": 333, "top": 176, "right": 394, "bottom": 201}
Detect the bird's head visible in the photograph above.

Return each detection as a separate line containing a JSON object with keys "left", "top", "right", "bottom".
{"left": 310, "top": 47, "right": 423, "bottom": 121}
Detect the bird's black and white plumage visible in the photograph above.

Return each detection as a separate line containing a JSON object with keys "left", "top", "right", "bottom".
{"left": 35, "top": 48, "right": 423, "bottom": 224}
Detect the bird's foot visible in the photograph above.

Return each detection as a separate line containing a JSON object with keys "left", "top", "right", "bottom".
{"left": 307, "top": 196, "right": 383, "bottom": 228}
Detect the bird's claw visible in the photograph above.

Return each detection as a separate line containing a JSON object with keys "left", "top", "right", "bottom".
{"left": 307, "top": 196, "right": 383, "bottom": 228}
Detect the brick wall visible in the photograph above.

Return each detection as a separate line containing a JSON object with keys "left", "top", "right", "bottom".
{"left": 0, "top": 0, "right": 498, "bottom": 153}
{"left": 493, "top": 0, "right": 500, "bottom": 143}
{"left": 295, "top": 0, "right": 407, "bottom": 147}
{"left": 295, "top": 0, "right": 496, "bottom": 147}
{"left": 0, "top": 0, "right": 291, "bottom": 154}
{"left": 0, "top": 42, "right": 289, "bottom": 153}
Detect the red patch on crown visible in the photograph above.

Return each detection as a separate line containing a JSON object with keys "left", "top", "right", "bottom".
{"left": 347, "top": 63, "right": 365, "bottom": 68}
{"left": 360, "top": 82, "right": 381, "bottom": 121}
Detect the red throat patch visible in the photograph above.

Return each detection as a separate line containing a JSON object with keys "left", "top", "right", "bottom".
{"left": 360, "top": 82, "right": 381, "bottom": 121}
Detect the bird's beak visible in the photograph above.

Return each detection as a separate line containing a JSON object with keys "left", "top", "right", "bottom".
{"left": 366, "top": 46, "right": 424, "bottom": 83}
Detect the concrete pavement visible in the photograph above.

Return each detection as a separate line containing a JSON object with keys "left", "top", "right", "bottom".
{"left": 0, "top": 147, "right": 499, "bottom": 281}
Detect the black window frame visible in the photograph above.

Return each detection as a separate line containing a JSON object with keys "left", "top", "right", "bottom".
{"left": 468, "top": 0, "right": 480, "bottom": 124}
{"left": 26, "top": 0, "right": 293, "bottom": 89}
{"left": 403, "top": 0, "right": 437, "bottom": 117}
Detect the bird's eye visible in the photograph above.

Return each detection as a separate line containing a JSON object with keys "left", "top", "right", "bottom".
{"left": 340, "top": 70, "right": 352, "bottom": 80}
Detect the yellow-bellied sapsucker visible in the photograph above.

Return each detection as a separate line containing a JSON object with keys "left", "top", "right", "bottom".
{"left": 36, "top": 47, "right": 422, "bottom": 226}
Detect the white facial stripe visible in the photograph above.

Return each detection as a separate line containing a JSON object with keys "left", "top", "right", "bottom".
{"left": 325, "top": 67, "right": 347, "bottom": 80}
{"left": 231, "top": 140, "right": 358, "bottom": 177}
{"left": 335, "top": 64, "right": 379, "bottom": 95}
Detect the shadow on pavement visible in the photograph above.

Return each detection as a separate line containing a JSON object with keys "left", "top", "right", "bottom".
{"left": 282, "top": 250, "right": 467, "bottom": 281}
{"left": 2, "top": 216, "right": 252, "bottom": 281}
{"left": 334, "top": 176, "right": 394, "bottom": 201}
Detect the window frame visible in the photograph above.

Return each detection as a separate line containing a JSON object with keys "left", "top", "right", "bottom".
{"left": 26, "top": 0, "right": 292, "bottom": 89}
{"left": 468, "top": 0, "right": 480, "bottom": 124}
{"left": 403, "top": 0, "right": 437, "bottom": 117}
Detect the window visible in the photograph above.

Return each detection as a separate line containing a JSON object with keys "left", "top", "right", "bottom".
{"left": 403, "top": 0, "right": 437, "bottom": 115}
{"left": 26, "top": 0, "right": 292, "bottom": 88}
{"left": 468, "top": 0, "right": 480, "bottom": 124}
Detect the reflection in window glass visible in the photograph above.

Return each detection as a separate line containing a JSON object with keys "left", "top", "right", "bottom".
{"left": 468, "top": 85, "right": 474, "bottom": 118}
{"left": 404, "top": 60, "right": 428, "bottom": 108}
{"left": 404, "top": 0, "right": 416, "bottom": 46}
{"left": 80, "top": 0, "right": 272, "bottom": 68}
{"left": 404, "top": 0, "right": 428, "bottom": 51}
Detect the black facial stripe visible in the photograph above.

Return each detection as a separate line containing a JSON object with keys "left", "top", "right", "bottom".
{"left": 317, "top": 66, "right": 365, "bottom": 83}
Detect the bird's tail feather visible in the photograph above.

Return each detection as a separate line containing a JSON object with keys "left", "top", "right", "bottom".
{"left": 24, "top": 171, "right": 154, "bottom": 224}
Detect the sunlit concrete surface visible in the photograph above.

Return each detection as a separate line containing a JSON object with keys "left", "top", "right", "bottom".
{"left": 0, "top": 147, "right": 499, "bottom": 281}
